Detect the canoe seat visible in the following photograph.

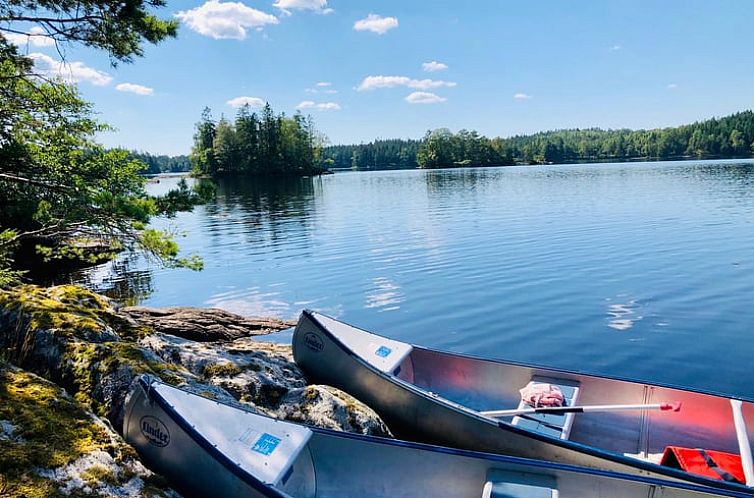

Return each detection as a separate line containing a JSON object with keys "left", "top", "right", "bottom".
{"left": 511, "top": 376, "right": 580, "bottom": 440}
{"left": 482, "top": 470, "right": 558, "bottom": 498}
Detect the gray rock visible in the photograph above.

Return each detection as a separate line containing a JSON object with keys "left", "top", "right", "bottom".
{"left": 277, "top": 385, "right": 392, "bottom": 437}
{"left": 0, "top": 285, "right": 390, "bottom": 436}
{"left": 122, "top": 306, "right": 296, "bottom": 342}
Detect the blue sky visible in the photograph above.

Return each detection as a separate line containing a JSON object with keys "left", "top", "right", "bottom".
{"left": 11, "top": 0, "right": 754, "bottom": 155}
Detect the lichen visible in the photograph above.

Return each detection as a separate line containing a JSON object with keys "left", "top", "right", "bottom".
{"left": 0, "top": 285, "right": 150, "bottom": 343}
{"left": 0, "top": 364, "right": 180, "bottom": 497}
{"left": 202, "top": 362, "right": 241, "bottom": 379}
{"left": 0, "top": 366, "right": 120, "bottom": 497}
{"left": 62, "top": 341, "right": 185, "bottom": 418}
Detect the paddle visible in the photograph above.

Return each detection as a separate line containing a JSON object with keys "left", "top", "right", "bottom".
{"left": 730, "top": 399, "right": 754, "bottom": 486}
{"left": 481, "top": 401, "right": 682, "bottom": 418}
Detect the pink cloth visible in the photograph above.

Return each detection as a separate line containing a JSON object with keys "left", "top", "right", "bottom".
{"left": 520, "top": 383, "right": 565, "bottom": 408}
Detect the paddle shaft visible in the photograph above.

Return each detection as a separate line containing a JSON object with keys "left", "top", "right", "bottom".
{"left": 730, "top": 399, "right": 754, "bottom": 486}
{"left": 481, "top": 401, "right": 681, "bottom": 418}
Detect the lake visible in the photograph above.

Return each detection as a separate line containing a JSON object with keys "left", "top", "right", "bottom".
{"left": 74, "top": 160, "right": 754, "bottom": 397}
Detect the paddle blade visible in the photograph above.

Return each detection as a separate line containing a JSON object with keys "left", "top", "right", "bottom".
{"left": 660, "top": 402, "right": 682, "bottom": 412}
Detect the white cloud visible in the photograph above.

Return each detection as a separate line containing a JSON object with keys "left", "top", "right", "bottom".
{"left": 29, "top": 53, "right": 112, "bottom": 86}
{"left": 405, "top": 91, "right": 446, "bottom": 104}
{"left": 297, "top": 100, "right": 340, "bottom": 111}
{"left": 273, "top": 0, "right": 333, "bottom": 14}
{"left": 609, "top": 45, "right": 622, "bottom": 51}
{"left": 422, "top": 61, "right": 448, "bottom": 72}
{"left": 175, "top": 0, "right": 278, "bottom": 40}
{"left": 226, "top": 96, "right": 266, "bottom": 108}
{"left": 667, "top": 83, "right": 678, "bottom": 90}
{"left": 353, "top": 14, "right": 398, "bottom": 35}
{"left": 357, "top": 75, "right": 457, "bottom": 91}
{"left": 115, "top": 83, "right": 154, "bottom": 96}
{"left": 306, "top": 82, "right": 338, "bottom": 94}
{"left": 3, "top": 26, "right": 55, "bottom": 48}
{"left": 513, "top": 92, "right": 532, "bottom": 100}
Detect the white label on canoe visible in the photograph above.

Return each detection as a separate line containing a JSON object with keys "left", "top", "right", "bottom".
{"left": 312, "top": 313, "right": 412, "bottom": 374}
{"left": 155, "top": 383, "right": 311, "bottom": 485}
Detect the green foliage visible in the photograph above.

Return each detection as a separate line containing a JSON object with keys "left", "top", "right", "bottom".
{"left": 417, "top": 128, "right": 510, "bottom": 169}
{"left": 0, "top": 230, "right": 24, "bottom": 287}
{"left": 128, "top": 151, "right": 191, "bottom": 174}
{"left": 0, "top": 0, "right": 178, "bottom": 64}
{"left": 325, "top": 138, "right": 421, "bottom": 170}
{"left": 140, "top": 228, "right": 203, "bottom": 270}
{"left": 325, "top": 110, "right": 754, "bottom": 170}
{"left": 190, "top": 104, "right": 326, "bottom": 177}
{"left": 0, "top": 0, "right": 210, "bottom": 280}
{"left": 496, "top": 111, "right": 754, "bottom": 163}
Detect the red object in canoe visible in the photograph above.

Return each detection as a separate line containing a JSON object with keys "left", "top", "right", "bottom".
{"left": 662, "top": 446, "right": 747, "bottom": 484}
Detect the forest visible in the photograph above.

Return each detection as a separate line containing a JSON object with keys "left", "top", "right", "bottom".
{"left": 129, "top": 151, "right": 191, "bottom": 174}
{"left": 323, "top": 111, "right": 754, "bottom": 170}
{"left": 189, "top": 105, "right": 326, "bottom": 177}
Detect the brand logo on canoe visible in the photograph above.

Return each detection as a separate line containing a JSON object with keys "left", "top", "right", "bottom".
{"left": 140, "top": 416, "right": 170, "bottom": 447}
{"left": 375, "top": 345, "right": 392, "bottom": 358}
{"left": 252, "top": 432, "right": 281, "bottom": 456}
{"left": 304, "top": 332, "right": 324, "bottom": 352}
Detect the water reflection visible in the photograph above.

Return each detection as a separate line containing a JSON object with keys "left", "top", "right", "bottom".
{"left": 69, "top": 161, "right": 754, "bottom": 397}
{"left": 73, "top": 254, "right": 154, "bottom": 306}
{"left": 424, "top": 168, "right": 486, "bottom": 195}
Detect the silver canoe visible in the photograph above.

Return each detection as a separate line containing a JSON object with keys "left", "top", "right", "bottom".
{"left": 124, "top": 375, "right": 752, "bottom": 498}
{"left": 292, "top": 310, "right": 754, "bottom": 495}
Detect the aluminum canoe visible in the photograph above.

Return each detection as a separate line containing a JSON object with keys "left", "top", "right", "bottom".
{"left": 124, "top": 374, "right": 752, "bottom": 498}
{"left": 292, "top": 310, "right": 754, "bottom": 495}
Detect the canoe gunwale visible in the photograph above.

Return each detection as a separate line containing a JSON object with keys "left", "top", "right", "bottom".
{"left": 299, "top": 310, "right": 754, "bottom": 495}
{"left": 134, "top": 376, "right": 288, "bottom": 498}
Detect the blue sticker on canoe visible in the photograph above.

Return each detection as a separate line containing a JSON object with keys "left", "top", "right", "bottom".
{"left": 252, "top": 433, "right": 281, "bottom": 456}
{"left": 375, "top": 345, "right": 392, "bottom": 357}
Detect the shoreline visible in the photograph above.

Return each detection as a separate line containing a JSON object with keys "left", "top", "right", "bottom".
{"left": 0, "top": 284, "right": 389, "bottom": 496}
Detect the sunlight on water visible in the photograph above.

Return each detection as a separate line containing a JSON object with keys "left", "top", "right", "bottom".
{"left": 605, "top": 298, "right": 642, "bottom": 331}
{"left": 365, "top": 277, "right": 403, "bottom": 311}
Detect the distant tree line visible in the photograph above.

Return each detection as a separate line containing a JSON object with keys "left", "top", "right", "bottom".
{"left": 417, "top": 129, "right": 512, "bottom": 168}
{"left": 324, "top": 139, "right": 421, "bottom": 170}
{"left": 128, "top": 151, "right": 191, "bottom": 174}
{"left": 190, "top": 104, "right": 326, "bottom": 177}
{"left": 322, "top": 110, "right": 754, "bottom": 170}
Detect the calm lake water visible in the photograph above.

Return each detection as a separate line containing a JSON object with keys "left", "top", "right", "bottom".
{"left": 75, "top": 160, "right": 754, "bottom": 397}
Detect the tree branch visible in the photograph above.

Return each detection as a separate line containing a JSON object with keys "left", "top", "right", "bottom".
{"left": 0, "top": 172, "right": 72, "bottom": 191}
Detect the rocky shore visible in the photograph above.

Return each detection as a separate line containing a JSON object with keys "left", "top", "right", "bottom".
{"left": 0, "top": 285, "right": 389, "bottom": 497}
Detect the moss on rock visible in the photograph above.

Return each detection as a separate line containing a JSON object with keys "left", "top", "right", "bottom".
{"left": 0, "top": 284, "right": 148, "bottom": 343}
{"left": 0, "top": 283, "right": 391, "bottom": 495}
{"left": 0, "top": 363, "right": 177, "bottom": 498}
{"left": 0, "top": 285, "right": 193, "bottom": 428}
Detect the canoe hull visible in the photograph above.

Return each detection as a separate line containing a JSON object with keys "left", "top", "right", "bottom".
{"left": 292, "top": 310, "right": 754, "bottom": 495}
{"left": 124, "top": 378, "right": 282, "bottom": 498}
{"left": 124, "top": 374, "right": 754, "bottom": 498}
